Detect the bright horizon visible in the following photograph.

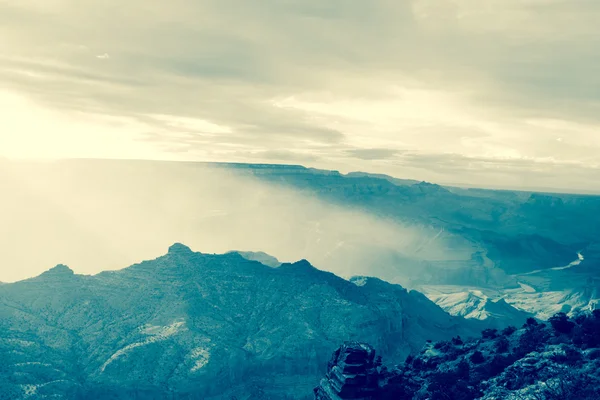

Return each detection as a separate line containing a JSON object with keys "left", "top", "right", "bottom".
{"left": 2, "top": 1, "right": 600, "bottom": 192}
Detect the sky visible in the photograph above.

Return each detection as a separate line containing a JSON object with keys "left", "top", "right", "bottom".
{"left": 1, "top": 0, "right": 600, "bottom": 192}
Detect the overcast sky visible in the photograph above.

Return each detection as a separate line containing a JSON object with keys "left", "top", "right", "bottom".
{"left": 1, "top": 0, "right": 599, "bottom": 192}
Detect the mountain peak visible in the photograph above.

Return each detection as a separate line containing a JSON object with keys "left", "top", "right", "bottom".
{"left": 491, "top": 297, "right": 509, "bottom": 306}
{"left": 231, "top": 250, "right": 282, "bottom": 268}
{"left": 294, "top": 259, "right": 313, "bottom": 267}
{"left": 415, "top": 181, "right": 449, "bottom": 193}
{"left": 42, "top": 264, "right": 74, "bottom": 277}
{"left": 168, "top": 243, "right": 193, "bottom": 255}
{"left": 289, "top": 259, "right": 318, "bottom": 272}
{"left": 278, "top": 259, "right": 319, "bottom": 274}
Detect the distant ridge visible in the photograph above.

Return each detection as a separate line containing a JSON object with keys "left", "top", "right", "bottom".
{"left": 345, "top": 171, "right": 420, "bottom": 186}
{"left": 55, "top": 158, "right": 600, "bottom": 195}
{"left": 229, "top": 250, "right": 282, "bottom": 268}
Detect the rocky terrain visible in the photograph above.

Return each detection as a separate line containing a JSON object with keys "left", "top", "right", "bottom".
{"left": 314, "top": 311, "right": 600, "bottom": 399}
{"left": 422, "top": 289, "right": 533, "bottom": 328}
{"left": 419, "top": 279, "right": 600, "bottom": 322}
{"left": 314, "top": 342, "right": 379, "bottom": 400}
{"left": 0, "top": 244, "right": 487, "bottom": 400}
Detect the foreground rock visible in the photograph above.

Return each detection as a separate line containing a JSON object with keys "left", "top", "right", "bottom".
{"left": 315, "top": 312, "right": 600, "bottom": 400}
{"left": 314, "top": 342, "right": 379, "bottom": 400}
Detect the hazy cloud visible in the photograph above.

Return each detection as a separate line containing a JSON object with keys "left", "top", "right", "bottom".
{"left": 345, "top": 148, "right": 401, "bottom": 160}
{"left": 0, "top": 0, "right": 599, "bottom": 190}
{"left": 0, "top": 160, "right": 465, "bottom": 282}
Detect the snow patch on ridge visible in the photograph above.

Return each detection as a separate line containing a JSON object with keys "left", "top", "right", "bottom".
{"left": 21, "top": 384, "right": 38, "bottom": 397}
{"left": 352, "top": 277, "right": 368, "bottom": 287}
{"left": 1, "top": 338, "right": 35, "bottom": 348}
{"left": 14, "top": 362, "right": 51, "bottom": 367}
{"left": 20, "top": 380, "right": 72, "bottom": 398}
{"left": 517, "top": 282, "right": 536, "bottom": 293}
{"left": 141, "top": 320, "right": 185, "bottom": 337}
{"left": 190, "top": 346, "right": 211, "bottom": 372}
{"left": 504, "top": 290, "right": 598, "bottom": 320}
{"left": 99, "top": 320, "right": 186, "bottom": 373}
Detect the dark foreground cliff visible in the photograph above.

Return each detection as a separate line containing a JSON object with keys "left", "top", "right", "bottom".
{"left": 315, "top": 312, "right": 600, "bottom": 400}
{"left": 314, "top": 342, "right": 380, "bottom": 400}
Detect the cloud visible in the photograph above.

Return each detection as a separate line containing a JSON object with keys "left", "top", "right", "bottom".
{"left": 345, "top": 148, "right": 401, "bottom": 160}
{"left": 0, "top": 0, "right": 598, "bottom": 191}
{"left": 96, "top": 53, "right": 110, "bottom": 59}
{"left": 241, "top": 149, "right": 321, "bottom": 163}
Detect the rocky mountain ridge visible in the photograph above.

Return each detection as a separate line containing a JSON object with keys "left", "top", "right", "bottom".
{"left": 0, "top": 244, "right": 487, "bottom": 400}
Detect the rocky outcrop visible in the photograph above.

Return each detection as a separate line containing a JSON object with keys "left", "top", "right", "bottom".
{"left": 315, "top": 312, "right": 600, "bottom": 400}
{"left": 314, "top": 342, "right": 381, "bottom": 400}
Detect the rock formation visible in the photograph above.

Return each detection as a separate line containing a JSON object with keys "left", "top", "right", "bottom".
{"left": 314, "top": 312, "right": 600, "bottom": 400}
{"left": 314, "top": 342, "right": 381, "bottom": 400}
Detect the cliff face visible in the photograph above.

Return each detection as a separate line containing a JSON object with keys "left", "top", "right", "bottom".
{"left": 0, "top": 244, "right": 483, "bottom": 400}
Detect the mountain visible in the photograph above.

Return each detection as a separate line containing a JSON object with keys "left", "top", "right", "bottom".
{"left": 420, "top": 282, "right": 600, "bottom": 323}
{"left": 3, "top": 159, "right": 598, "bottom": 320}
{"left": 314, "top": 312, "right": 600, "bottom": 399}
{"left": 0, "top": 245, "right": 486, "bottom": 400}
{"left": 157, "top": 160, "right": 598, "bottom": 290}
{"left": 343, "top": 172, "right": 420, "bottom": 187}
{"left": 424, "top": 289, "right": 532, "bottom": 328}
{"left": 231, "top": 250, "right": 282, "bottom": 268}
{"left": 239, "top": 163, "right": 599, "bottom": 281}
{"left": 204, "top": 162, "right": 600, "bottom": 316}
{"left": 503, "top": 285, "right": 600, "bottom": 320}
